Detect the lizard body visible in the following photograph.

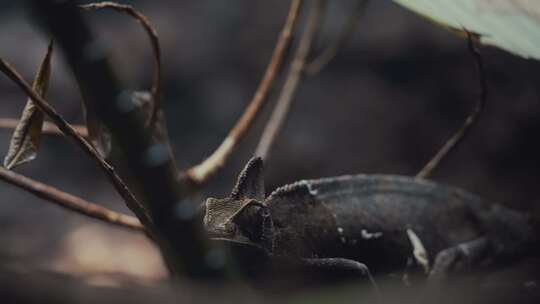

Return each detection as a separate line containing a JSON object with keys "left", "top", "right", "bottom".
{"left": 266, "top": 174, "right": 539, "bottom": 274}
{"left": 203, "top": 158, "right": 539, "bottom": 281}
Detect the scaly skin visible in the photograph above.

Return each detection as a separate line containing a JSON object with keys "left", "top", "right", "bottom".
{"left": 203, "top": 158, "right": 540, "bottom": 278}
{"left": 267, "top": 174, "right": 539, "bottom": 274}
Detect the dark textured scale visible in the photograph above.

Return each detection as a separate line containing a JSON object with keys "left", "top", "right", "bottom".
{"left": 268, "top": 174, "right": 539, "bottom": 271}
{"left": 266, "top": 175, "right": 487, "bottom": 272}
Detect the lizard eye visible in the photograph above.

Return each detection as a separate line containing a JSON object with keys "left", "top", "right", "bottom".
{"left": 232, "top": 201, "right": 268, "bottom": 243}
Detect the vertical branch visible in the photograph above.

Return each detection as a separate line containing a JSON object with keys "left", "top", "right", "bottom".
{"left": 185, "top": 0, "right": 303, "bottom": 185}
{"left": 415, "top": 31, "right": 486, "bottom": 180}
{"left": 255, "top": 0, "right": 324, "bottom": 160}
{"left": 26, "top": 0, "right": 223, "bottom": 279}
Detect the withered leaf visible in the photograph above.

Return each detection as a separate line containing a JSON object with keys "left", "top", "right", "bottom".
{"left": 4, "top": 41, "right": 53, "bottom": 169}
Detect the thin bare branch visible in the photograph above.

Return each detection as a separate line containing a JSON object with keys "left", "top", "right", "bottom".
{"left": 185, "top": 0, "right": 303, "bottom": 185}
{"left": 0, "top": 118, "right": 88, "bottom": 137}
{"left": 305, "top": 0, "right": 369, "bottom": 75}
{"left": 255, "top": 0, "right": 324, "bottom": 160}
{"left": 29, "top": 0, "right": 222, "bottom": 278}
{"left": 0, "top": 166, "right": 143, "bottom": 231}
{"left": 79, "top": 2, "right": 162, "bottom": 128}
{"left": 0, "top": 59, "right": 151, "bottom": 228}
{"left": 415, "top": 31, "right": 486, "bottom": 179}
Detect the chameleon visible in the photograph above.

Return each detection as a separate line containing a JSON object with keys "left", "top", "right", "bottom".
{"left": 202, "top": 157, "right": 540, "bottom": 287}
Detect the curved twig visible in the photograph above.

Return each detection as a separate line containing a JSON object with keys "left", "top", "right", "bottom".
{"left": 0, "top": 118, "right": 88, "bottom": 137}
{"left": 0, "top": 166, "right": 143, "bottom": 231}
{"left": 185, "top": 0, "right": 303, "bottom": 185}
{"left": 305, "top": 0, "right": 369, "bottom": 75}
{"left": 79, "top": 2, "right": 162, "bottom": 128}
{"left": 0, "top": 59, "right": 152, "bottom": 228}
{"left": 415, "top": 31, "right": 486, "bottom": 179}
{"left": 255, "top": 0, "right": 324, "bottom": 160}
{"left": 29, "top": 0, "right": 223, "bottom": 278}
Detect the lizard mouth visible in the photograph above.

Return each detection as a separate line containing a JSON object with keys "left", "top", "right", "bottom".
{"left": 209, "top": 236, "right": 264, "bottom": 249}
{"left": 208, "top": 236, "right": 269, "bottom": 259}
{"left": 205, "top": 223, "right": 262, "bottom": 250}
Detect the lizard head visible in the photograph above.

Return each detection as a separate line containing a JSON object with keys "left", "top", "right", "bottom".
{"left": 203, "top": 157, "right": 274, "bottom": 252}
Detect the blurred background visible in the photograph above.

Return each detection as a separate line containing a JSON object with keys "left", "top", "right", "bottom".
{"left": 0, "top": 0, "right": 540, "bottom": 284}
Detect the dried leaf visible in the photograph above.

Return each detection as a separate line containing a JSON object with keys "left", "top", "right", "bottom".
{"left": 4, "top": 41, "right": 53, "bottom": 169}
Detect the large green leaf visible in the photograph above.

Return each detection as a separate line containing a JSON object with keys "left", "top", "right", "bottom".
{"left": 393, "top": 0, "right": 540, "bottom": 60}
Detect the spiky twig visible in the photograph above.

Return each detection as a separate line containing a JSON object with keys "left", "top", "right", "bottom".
{"left": 416, "top": 31, "right": 486, "bottom": 179}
